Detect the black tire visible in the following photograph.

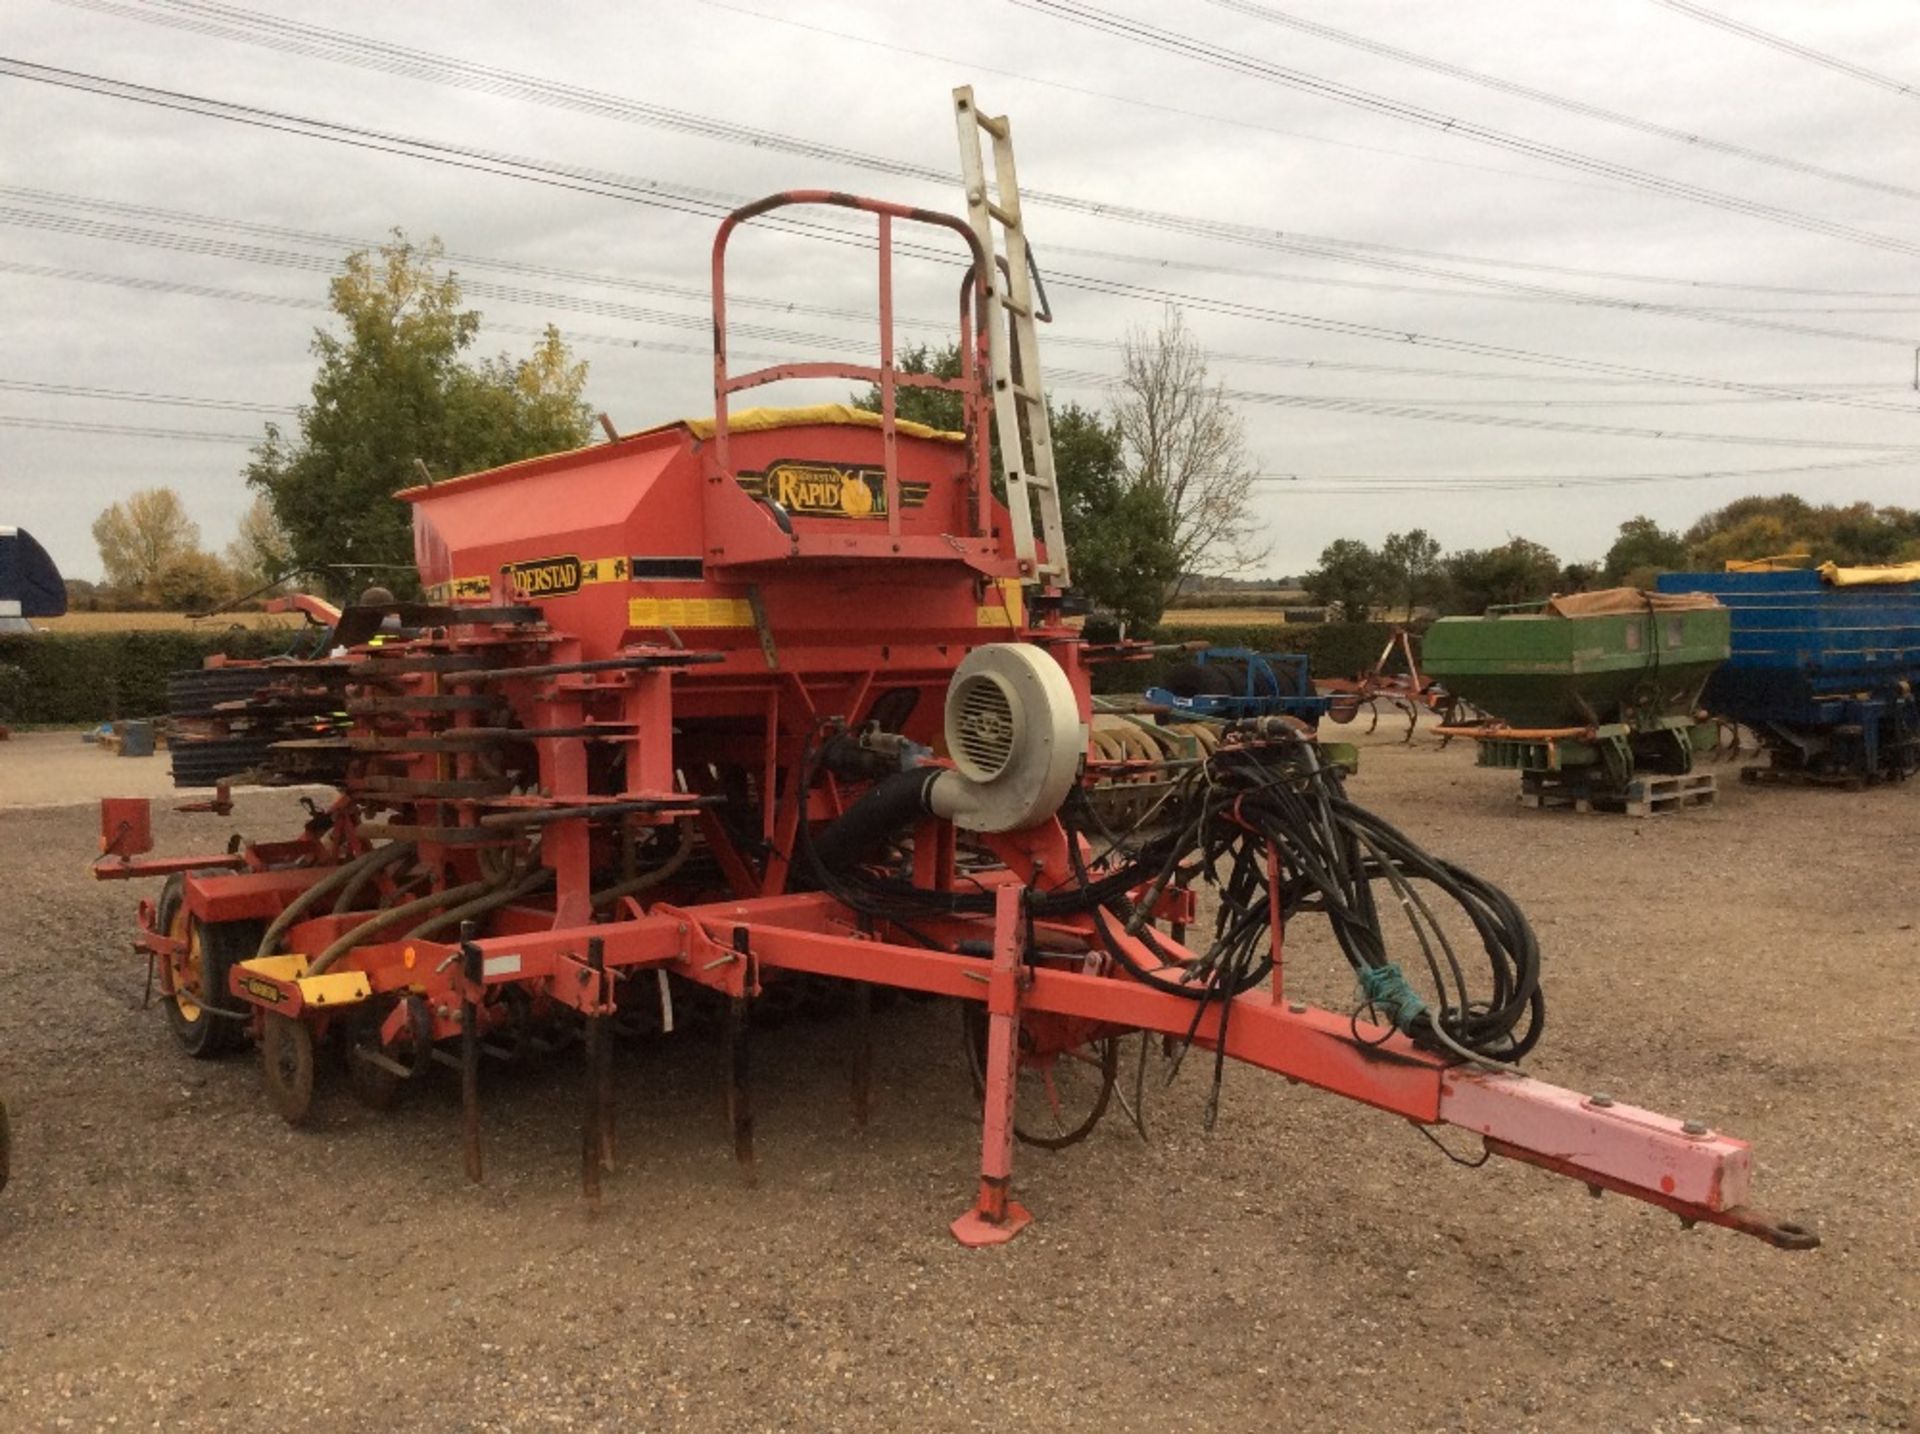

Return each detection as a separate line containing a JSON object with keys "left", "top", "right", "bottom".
{"left": 1160, "top": 661, "right": 1234, "bottom": 700}
{"left": 156, "top": 874, "right": 264, "bottom": 1058}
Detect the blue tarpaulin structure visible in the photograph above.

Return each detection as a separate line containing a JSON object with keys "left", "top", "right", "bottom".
{"left": 0, "top": 526, "right": 67, "bottom": 631}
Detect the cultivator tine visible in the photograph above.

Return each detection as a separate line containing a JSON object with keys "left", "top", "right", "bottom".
{"left": 850, "top": 980, "right": 873, "bottom": 1128}
{"left": 582, "top": 937, "right": 612, "bottom": 1201}
{"left": 725, "top": 926, "right": 756, "bottom": 1185}
{"left": 1117, "top": 1030, "right": 1151, "bottom": 1143}
{"left": 459, "top": 922, "right": 484, "bottom": 1184}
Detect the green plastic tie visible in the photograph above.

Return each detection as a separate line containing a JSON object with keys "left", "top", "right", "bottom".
{"left": 1356, "top": 962, "right": 1428, "bottom": 1032}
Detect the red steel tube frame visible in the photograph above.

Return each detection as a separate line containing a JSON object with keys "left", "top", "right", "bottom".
{"left": 709, "top": 190, "right": 994, "bottom": 530}
{"left": 167, "top": 870, "right": 1813, "bottom": 1251}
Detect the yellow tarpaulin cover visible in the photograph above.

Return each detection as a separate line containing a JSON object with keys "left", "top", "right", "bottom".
{"left": 1818, "top": 560, "right": 1920, "bottom": 586}
{"left": 674, "top": 404, "right": 965, "bottom": 445}
{"left": 1546, "top": 587, "right": 1722, "bottom": 617}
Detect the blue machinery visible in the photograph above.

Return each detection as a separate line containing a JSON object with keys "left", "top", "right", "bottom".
{"left": 1656, "top": 568, "right": 1918, "bottom": 785}
{"left": 1147, "top": 647, "right": 1332, "bottom": 725}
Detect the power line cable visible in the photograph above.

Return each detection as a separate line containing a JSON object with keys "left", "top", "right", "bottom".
{"left": 0, "top": 377, "right": 293, "bottom": 412}
{"left": 15, "top": 255, "right": 1916, "bottom": 457}
{"left": 1011, "top": 0, "right": 1920, "bottom": 259}
{"left": 1198, "top": 0, "right": 1920, "bottom": 199}
{"left": 39, "top": 0, "right": 1920, "bottom": 265}
{"left": 17, "top": 184, "right": 1915, "bottom": 389}
{"left": 1252, "top": 452, "right": 1918, "bottom": 489}
{"left": 9, "top": 54, "right": 1919, "bottom": 368}
{"left": 0, "top": 259, "right": 802, "bottom": 367}
{"left": 1130, "top": 380, "right": 1920, "bottom": 452}
{"left": 15, "top": 187, "right": 1918, "bottom": 360}
{"left": 1649, "top": 0, "right": 1919, "bottom": 99}
{"left": 0, "top": 206, "right": 923, "bottom": 350}
{"left": 1260, "top": 452, "right": 1919, "bottom": 493}
{"left": 0, "top": 413, "right": 258, "bottom": 442}
{"left": 5, "top": 61, "right": 1917, "bottom": 419}
{"left": 687, "top": 0, "right": 1628, "bottom": 196}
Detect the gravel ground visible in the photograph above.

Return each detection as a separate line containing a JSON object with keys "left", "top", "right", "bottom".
{"left": 0, "top": 725, "right": 1914, "bottom": 1431}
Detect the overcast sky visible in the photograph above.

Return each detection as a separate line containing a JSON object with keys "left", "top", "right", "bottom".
{"left": 3, "top": 0, "right": 1918, "bottom": 583}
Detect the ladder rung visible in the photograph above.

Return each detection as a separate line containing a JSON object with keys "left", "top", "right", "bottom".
{"left": 986, "top": 199, "right": 1019, "bottom": 227}
{"left": 1001, "top": 295, "right": 1033, "bottom": 320}
{"left": 1012, "top": 383, "right": 1040, "bottom": 402}
{"left": 975, "top": 111, "right": 1010, "bottom": 140}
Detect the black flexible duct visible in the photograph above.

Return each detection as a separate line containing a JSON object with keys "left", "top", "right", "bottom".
{"left": 807, "top": 768, "right": 944, "bottom": 872}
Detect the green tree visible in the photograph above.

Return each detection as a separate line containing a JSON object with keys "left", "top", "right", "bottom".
{"left": 852, "top": 345, "right": 1181, "bottom": 627}
{"left": 248, "top": 233, "right": 593, "bottom": 598}
{"left": 1051, "top": 402, "right": 1182, "bottom": 628}
{"left": 92, "top": 487, "right": 200, "bottom": 602}
{"left": 1379, "top": 528, "right": 1442, "bottom": 615}
{"left": 1682, "top": 494, "right": 1920, "bottom": 568}
{"left": 151, "top": 550, "right": 237, "bottom": 611}
{"left": 1303, "top": 539, "right": 1392, "bottom": 620}
{"left": 1442, "top": 538, "right": 1561, "bottom": 614}
{"left": 1602, "top": 515, "right": 1689, "bottom": 585}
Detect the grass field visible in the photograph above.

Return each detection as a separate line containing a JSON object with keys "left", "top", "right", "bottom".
{"left": 37, "top": 611, "right": 301, "bottom": 633}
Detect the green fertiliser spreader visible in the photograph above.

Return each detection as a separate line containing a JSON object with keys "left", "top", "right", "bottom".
{"left": 1422, "top": 589, "right": 1731, "bottom": 807}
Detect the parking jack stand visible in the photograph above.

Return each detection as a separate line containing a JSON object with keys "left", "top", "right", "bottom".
{"left": 951, "top": 884, "right": 1032, "bottom": 1247}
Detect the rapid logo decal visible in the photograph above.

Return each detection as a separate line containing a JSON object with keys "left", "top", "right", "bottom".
{"left": 736, "top": 461, "right": 930, "bottom": 520}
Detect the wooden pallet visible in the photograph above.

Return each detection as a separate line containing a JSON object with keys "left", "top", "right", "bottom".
{"left": 1519, "top": 771, "right": 1717, "bottom": 817}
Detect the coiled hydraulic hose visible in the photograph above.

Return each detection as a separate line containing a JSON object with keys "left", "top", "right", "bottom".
{"left": 797, "top": 721, "right": 1542, "bottom": 1065}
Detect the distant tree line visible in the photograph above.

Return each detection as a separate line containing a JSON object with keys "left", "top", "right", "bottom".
{"left": 1301, "top": 497, "right": 1920, "bottom": 619}
{"left": 86, "top": 488, "right": 290, "bottom": 611}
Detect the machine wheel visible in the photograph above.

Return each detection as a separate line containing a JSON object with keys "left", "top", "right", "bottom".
{"left": 261, "top": 1014, "right": 317, "bottom": 1125}
{"left": 156, "top": 875, "right": 262, "bottom": 1059}
{"left": 963, "top": 1005, "right": 1121, "bottom": 1151}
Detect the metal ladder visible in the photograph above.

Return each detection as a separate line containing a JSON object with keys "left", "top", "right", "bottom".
{"left": 954, "top": 85, "right": 1070, "bottom": 588}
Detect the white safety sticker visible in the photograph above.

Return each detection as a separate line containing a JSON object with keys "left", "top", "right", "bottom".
{"left": 483, "top": 953, "right": 524, "bottom": 979}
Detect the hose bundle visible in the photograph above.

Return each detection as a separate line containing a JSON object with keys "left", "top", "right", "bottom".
{"left": 799, "top": 723, "right": 1543, "bottom": 1066}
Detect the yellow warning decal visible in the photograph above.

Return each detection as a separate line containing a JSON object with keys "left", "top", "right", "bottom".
{"left": 424, "top": 575, "right": 494, "bottom": 603}
{"left": 628, "top": 597, "right": 756, "bottom": 629}
{"left": 976, "top": 579, "right": 1025, "bottom": 628}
